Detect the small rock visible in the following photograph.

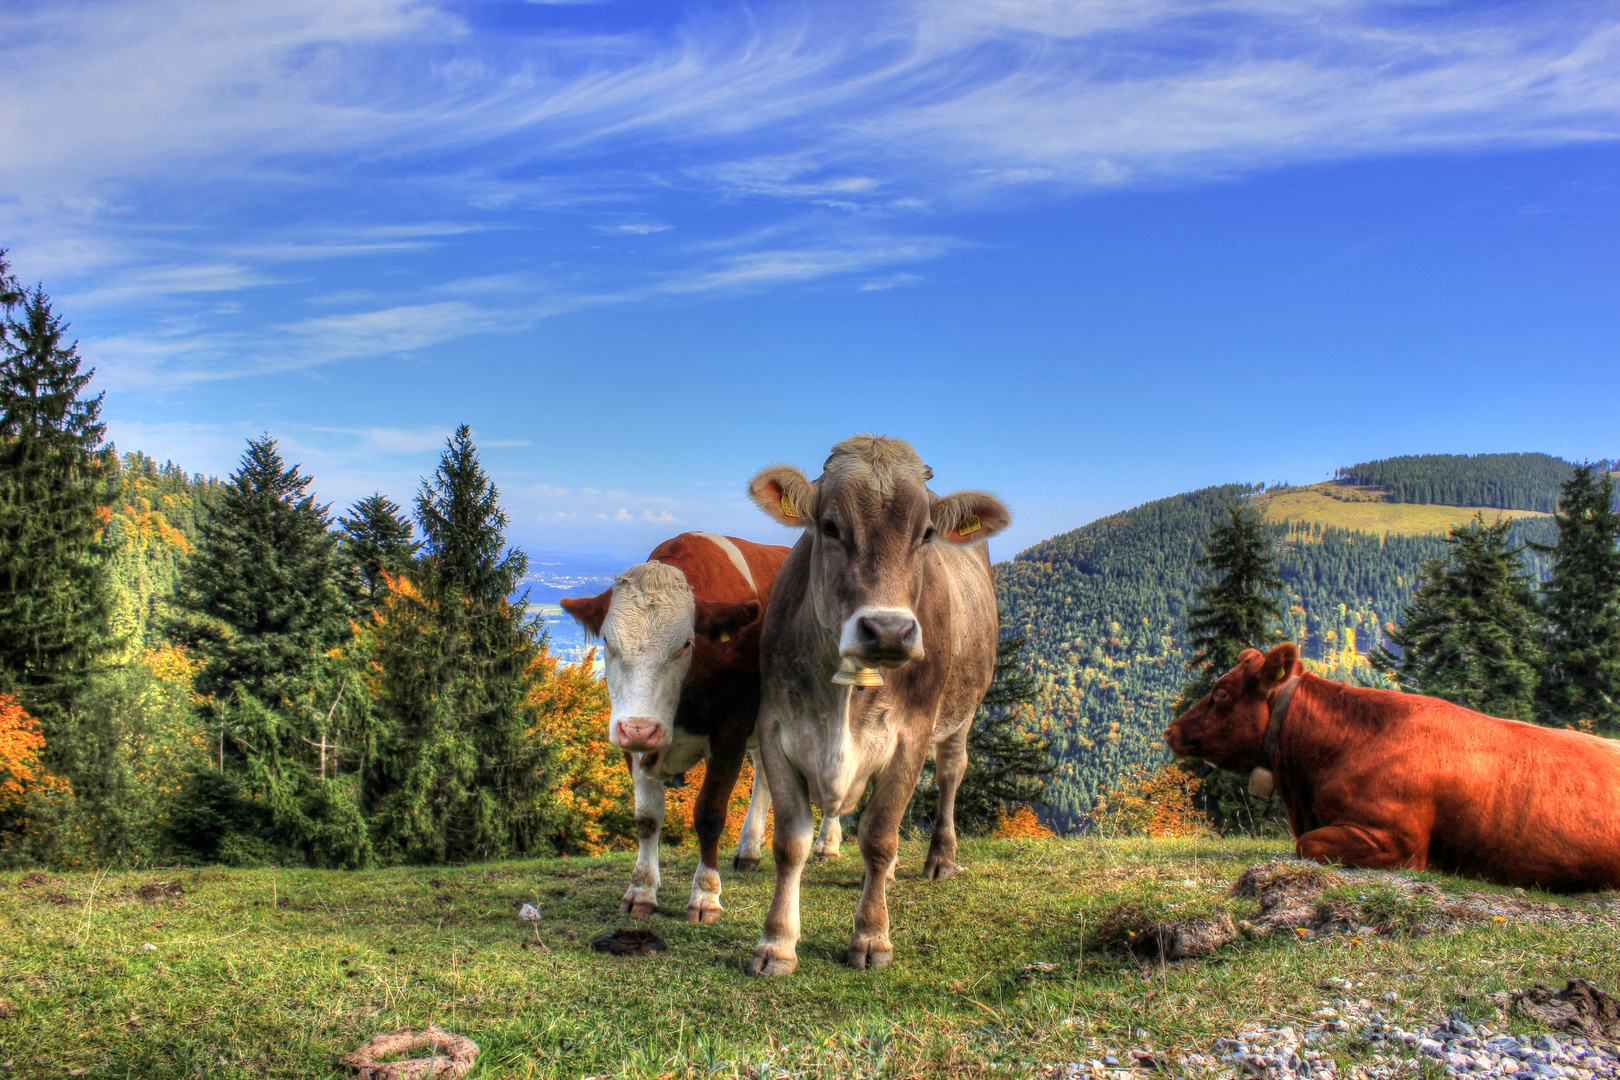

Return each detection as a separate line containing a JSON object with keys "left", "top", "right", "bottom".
{"left": 141, "top": 943, "right": 156, "bottom": 951}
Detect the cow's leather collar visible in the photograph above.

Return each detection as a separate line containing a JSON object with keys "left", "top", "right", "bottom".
{"left": 1261, "top": 674, "right": 1301, "bottom": 771}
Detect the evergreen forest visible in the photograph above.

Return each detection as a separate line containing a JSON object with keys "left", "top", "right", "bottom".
{"left": 993, "top": 478, "right": 1569, "bottom": 831}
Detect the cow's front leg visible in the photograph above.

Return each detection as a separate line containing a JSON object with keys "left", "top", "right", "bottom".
{"left": 1297, "top": 823, "right": 1423, "bottom": 871}
{"left": 687, "top": 749, "right": 745, "bottom": 923}
{"left": 733, "top": 750, "right": 772, "bottom": 871}
{"left": 849, "top": 738, "right": 928, "bottom": 971}
{"left": 746, "top": 747, "right": 813, "bottom": 977}
{"left": 812, "top": 809, "right": 843, "bottom": 862}
{"left": 621, "top": 755, "right": 666, "bottom": 917}
{"left": 924, "top": 723, "right": 969, "bottom": 880}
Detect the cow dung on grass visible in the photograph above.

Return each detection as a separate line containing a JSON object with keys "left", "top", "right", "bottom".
{"left": 589, "top": 929, "right": 667, "bottom": 956}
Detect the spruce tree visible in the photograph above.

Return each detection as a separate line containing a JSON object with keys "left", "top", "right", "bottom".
{"left": 1534, "top": 464, "right": 1620, "bottom": 729}
{"left": 1176, "top": 506, "right": 1284, "bottom": 708}
{"left": 0, "top": 281, "right": 112, "bottom": 722}
{"left": 339, "top": 492, "right": 420, "bottom": 609}
{"left": 1174, "top": 505, "right": 1284, "bottom": 833}
{"left": 369, "top": 425, "right": 553, "bottom": 862}
{"left": 1372, "top": 513, "right": 1543, "bottom": 722}
{"left": 173, "top": 436, "right": 348, "bottom": 703}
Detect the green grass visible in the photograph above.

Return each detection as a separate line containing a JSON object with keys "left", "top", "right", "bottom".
{"left": 1257, "top": 485, "right": 1550, "bottom": 536}
{"left": 2, "top": 838, "right": 1616, "bottom": 1078}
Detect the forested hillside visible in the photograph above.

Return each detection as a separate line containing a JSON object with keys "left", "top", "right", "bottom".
{"left": 994, "top": 477, "right": 1560, "bottom": 831}
{"left": 1333, "top": 453, "right": 1583, "bottom": 512}
{"left": 102, "top": 451, "right": 223, "bottom": 652}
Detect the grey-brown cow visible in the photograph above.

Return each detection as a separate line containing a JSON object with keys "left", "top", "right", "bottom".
{"left": 742, "top": 435, "right": 1010, "bottom": 976}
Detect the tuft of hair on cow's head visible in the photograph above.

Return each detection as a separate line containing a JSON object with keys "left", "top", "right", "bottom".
{"left": 694, "top": 599, "right": 760, "bottom": 642}
{"left": 1162, "top": 642, "right": 1303, "bottom": 774}
{"left": 931, "top": 490, "right": 1012, "bottom": 545}
{"left": 560, "top": 589, "right": 612, "bottom": 637}
{"left": 748, "top": 464, "right": 819, "bottom": 529}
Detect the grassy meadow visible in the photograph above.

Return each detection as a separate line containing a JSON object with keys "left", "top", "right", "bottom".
{"left": 2, "top": 838, "right": 1617, "bottom": 1079}
{"left": 1256, "top": 486, "right": 1552, "bottom": 536}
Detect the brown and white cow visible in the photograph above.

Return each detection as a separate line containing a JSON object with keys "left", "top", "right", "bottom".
{"left": 1165, "top": 642, "right": 1620, "bottom": 892}
{"left": 561, "top": 532, "right": 790, "bottom": 922}
{"left": 742, "top": 436, "right": 1010, "bottom": 976}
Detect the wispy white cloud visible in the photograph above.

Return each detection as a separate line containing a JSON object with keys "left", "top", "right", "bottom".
{"left": 6, "top": 0, "right": 1617, "bottom": 384}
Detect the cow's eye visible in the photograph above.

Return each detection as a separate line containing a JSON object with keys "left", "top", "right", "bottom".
{"left": 1214, "top": 688, "right": 1229, "bottom": 703}
{"left": 821, "top": 519, "right": 840, "bottom": 541}
{"left": 675, "top": 639, "right": 692, "bottom": 660}
{"left": 922, "top": 525, "right": 936, "bottom": 544}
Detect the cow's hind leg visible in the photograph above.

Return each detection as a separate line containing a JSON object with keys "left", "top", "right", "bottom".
{"left": 687, "top": 748, "right": 746, "bottom": 923}
{"left": 746, "top": 743, "right": 813, "bottom": 977}
{"left": 1297, "top": 824, "right": 1423, "bottom": 871}
{"left": 849, "top": 737, "right": 929, "bottom": 971}
{"left": 733, "top": 749, "right": 772, "bottom": 872}
{"left": 622, "top": 755, "right": 666, "bottom": 917}
{"left": 812, "top": 810, "right": 843, "bottom": 862}
{"left": 924, "top": 722, "right": 969, "bottom": 880}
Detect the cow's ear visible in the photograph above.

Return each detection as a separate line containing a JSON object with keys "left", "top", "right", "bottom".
{"left": 694, "top": 599, "right": 760, "bottom": 642}
{"left": 749, "top": 465, "right": 817, "bottom": 528}
{"left": 560, "top": 590, "right": 611, "bottom": 637}
{"left": 1260, "top": 642, "right": 1299, "bottom": 685}
{"left": 933, "top": 490, "right": 1011, "bottom": 544}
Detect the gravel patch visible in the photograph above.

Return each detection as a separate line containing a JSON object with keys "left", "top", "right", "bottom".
{"left": 1043, "top": 980, "right": 1620, "bottom": 1080}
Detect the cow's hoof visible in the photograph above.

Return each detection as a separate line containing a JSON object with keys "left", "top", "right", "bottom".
{"left": 686, "top": 902, "right": 724, "bottom": 924}
{"left": 620, "top": 899, "right": 658, "bottom": 917}
{"left": 846, "top": 942, "right": 894, "bottom": 971}
{"left": 924, "top": 858, "right": 959, "bottom": 881}
{"left": 744, "top": 953, "right": 798, "bottom": 977}
{"left": 733, "top": 855, "right": 762, "bottom": 872}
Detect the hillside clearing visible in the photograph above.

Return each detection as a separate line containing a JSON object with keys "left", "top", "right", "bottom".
{"left": 2, "top": 839, "right": 1617, "bottom": 1078}
{"left": 1257, "top": 486, "right": 1551, "bottom": 536}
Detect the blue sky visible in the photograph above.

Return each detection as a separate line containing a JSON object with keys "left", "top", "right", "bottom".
{"left": 2, "top": 0, "right": 1617, "bottom": 563}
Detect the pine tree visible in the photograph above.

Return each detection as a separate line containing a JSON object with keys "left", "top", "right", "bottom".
{"left": 338, "top": 492, "right": 419, "bottom": 611}
{"left": 368, "top": 425, "right": 553, "bottom": 863}
{"left": 1176, "top": 506, "right": 1284, "bottom": 709}
{"left": 1372, "top": 513, "right": 1544, "bottom": 722}
{"left": 0, "top": 281, "right": 112, "bottom": 722}
{"left": 1174, "top": 505, "right": 1284, "bottom": 834}
{"left": 1534, "top": 464, "right": 1620, "bottom": 730}
{"left": 173, "top": 436, "right": 348, "bottom": 703}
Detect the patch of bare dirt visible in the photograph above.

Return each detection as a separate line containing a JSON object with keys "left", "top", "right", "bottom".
{"left": 132, "top": 881, "right": 183, "bottom": 903}
{"left": 1490, "top": 980, "right": 1620, "bottom": 1047}
{"left": 18, "top": 871, "right": 49, "bottom": 889}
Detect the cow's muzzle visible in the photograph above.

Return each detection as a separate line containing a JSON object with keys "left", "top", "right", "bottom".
{"left": 614, "top": 718, "right": 665, "bottom": 752}
{"left": 841, "top": 607, "right": 923, "bottom": 668}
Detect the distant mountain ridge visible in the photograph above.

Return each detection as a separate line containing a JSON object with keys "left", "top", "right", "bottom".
{"left": 993, "top": 452, "right": 1571, "bottom": 832}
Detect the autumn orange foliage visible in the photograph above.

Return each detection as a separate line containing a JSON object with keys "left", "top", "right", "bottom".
{"left": 1092, "top": 763, "right": 1213, "bottom": 838}
{"left": 524, "top": 648, "right": 635, "bottom": 855}
{"left": 989, "top": 805, "right": 1056, "bottom": 839}
{"left": 0, "top": 695, "right": 45, "bottom": 809}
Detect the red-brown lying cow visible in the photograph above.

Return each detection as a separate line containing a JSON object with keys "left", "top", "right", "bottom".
{"left": 561, "top": 532, "right": 790, "bottom": 922}
{"left": 1164, "top": 643, "right": 1620, "bottom": 892}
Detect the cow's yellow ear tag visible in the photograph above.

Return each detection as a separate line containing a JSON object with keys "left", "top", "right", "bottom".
{"left": 957, "top": 513, "right": 981, "bottom": 536}
{"left": 780, "top": 493, "right": 799, "bottom": 519}
{"left": 719, "top": 631, "right": 731, "bottom": 643}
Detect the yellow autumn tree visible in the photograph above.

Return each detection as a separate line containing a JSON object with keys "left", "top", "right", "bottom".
{"left": 0, "top": 695, "right": 44, "bottom": 810}
{"left": 990, "top": 805, "right": 1056, "bottom": 839}
{"left": 525, "top": 647, "right": 634, "bottom": 855}
{"left": 1092, "top": 763, "right": 1213, "bottom": 838}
